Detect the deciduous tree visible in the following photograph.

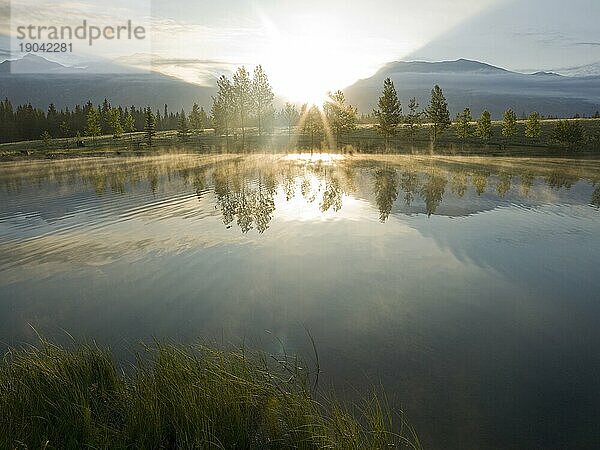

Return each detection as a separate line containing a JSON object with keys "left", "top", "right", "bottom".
{"left": 323, "top": 90, "right": 358, "bottom": 148}
{"left": 252, "top": 65, "right": 275, "bottom": 139}
{"left": 232, "top": 66, "right": 252, "bottom": 148}
{"left": 281, "top": 103, "right": 300, "bottom": 137}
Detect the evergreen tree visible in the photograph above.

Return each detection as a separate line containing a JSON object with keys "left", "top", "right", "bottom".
{"left": 551, "top": 120, "right": 586, "bottom": 148}
{"left": 100, "top": 98, "right": 111, "bottom": 135}
{"left": 477, "top": 110, "right": 492, "bottom": 141}
{"left": 404, "top": 97, "right": 421, "bottom": 142}
{"left": 85, "top": 108, "right": 101, "bottom": 145}
{"left": 47, "top": 103, "right": 59, "bottom": 135}
{"left": 199, "top": 107, "right": 209, "bottom": 130}
{"left": 124, "top": 111, "right": 135, "bottom": 145}
{"left": 373, "top": 78, "right": 402, "bottom": 150}
{"left": 525, "top": 112, "right": 541, "bottom": 139}
{"left": 502, "top": 108, "right": 517, "bottom": 138}
{"left": 425, "top": 85, "right": 451, "bottom": 145}
{"left": 177, "top": 109, "right": 189, "bottom": 141}
{"left": 455, "top": 107, "right": 473, "bottom": 141}
{"left": 252, "top": 65, "right": 275, "bottom": 138}
{"left": 59, "top": 120, "right": 70, "bottom": 138}
{"left": 323, "top": 90, "right": 358, "bottom": 148}
{"left": 144, "top": 107, "right": 156, "bottom": 147}
{"left": 281, "top": 103, "right": 300, "bottom": 137}
{"left": 124, "top": 111, "right": 135, "bottom": 134}
{"left": 108, "top": 108, "right": 123, "bottom": 138}
{"left": 189, "top": 103, "right": 203, "bottom": 134}
{"left": 41, "top": 130, "right": 52, "bottom": 148}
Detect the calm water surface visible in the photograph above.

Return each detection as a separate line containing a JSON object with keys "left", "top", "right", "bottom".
{"left": 1, "top": 154, "right": 599, "bottom": 449}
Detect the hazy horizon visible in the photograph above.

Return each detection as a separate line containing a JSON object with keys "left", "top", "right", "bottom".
{"left": 1, "top": 0, "right": 599, "bottom": 101}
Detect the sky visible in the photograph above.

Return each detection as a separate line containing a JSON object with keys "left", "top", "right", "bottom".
{"left": 1, "top": 0, "right": 599, "bottom": 101}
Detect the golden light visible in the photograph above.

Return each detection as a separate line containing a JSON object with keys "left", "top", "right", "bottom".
{"left": 258, "top": 13, "right": 367, "bottom": 105}
{"left": 283, "top": 153, "right": 344, "bottom": 162}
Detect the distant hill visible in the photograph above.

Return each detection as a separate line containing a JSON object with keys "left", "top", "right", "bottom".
{"left": 2, "top": 55, "right": 600, "bottom": 117}
{"left": 553, "top": 61, "right": 600, "bottom": 77}
{"left": 0, "top": 55, "right": 216, "bottom": 110}
{"left": 344, "top": 59, "right": 600, "bottom": 117}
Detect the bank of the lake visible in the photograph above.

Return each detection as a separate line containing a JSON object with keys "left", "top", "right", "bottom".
{"left": 0, "top": 340, "right": 420, "bottom": 449}
{"left": 2, "top": 117, "right": 600, "bottom": 161}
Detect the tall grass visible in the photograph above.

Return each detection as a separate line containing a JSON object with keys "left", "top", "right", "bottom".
{"left": 0, "top": 340, "right": 420, "bottom": 449}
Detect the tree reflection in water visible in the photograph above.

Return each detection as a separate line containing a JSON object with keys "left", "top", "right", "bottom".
{"left": 1, "top": 154, "right": 598, "bottom": 232}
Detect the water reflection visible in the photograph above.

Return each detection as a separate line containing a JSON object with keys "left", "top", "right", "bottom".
{"left": 1, "top": 154, "right": 600, "bottom": 450}
{"left": 2, "top": 155, "right": 598, "bottom": 236}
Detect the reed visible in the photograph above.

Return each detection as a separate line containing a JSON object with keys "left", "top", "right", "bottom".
{"left": 0, "top": 340, "right": 420, "bottom": 449}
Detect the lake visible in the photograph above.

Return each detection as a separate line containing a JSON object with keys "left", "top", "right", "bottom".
{"left": 1, "top": 153, "right": 599, "bottom": 449}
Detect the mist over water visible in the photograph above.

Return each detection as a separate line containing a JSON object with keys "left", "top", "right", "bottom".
{"left": 1, "top": 153, "right": 599, "bottom": 449}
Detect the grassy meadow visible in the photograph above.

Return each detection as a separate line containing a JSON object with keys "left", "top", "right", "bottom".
{"left": 2, "top": 118, "right": 600, "bottom": 160}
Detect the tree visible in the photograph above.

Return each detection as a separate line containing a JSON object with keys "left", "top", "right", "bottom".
{"left": 124, "top": 111, "right": 135, "bottom": 134}
{"left": 100, "top": 98, "right": 111, "bottom": 135}
{"left": 199, "top": 107, "right": 209, "bottom": 131}
{"left": 212, "top": 75, "right": 234, "bottom": 146}
{"left": 108, "top": 108, "right": 123, "bottom": 139}
{"left": 59, "top": 120, "right": 70, "bottom": 138}
{"left": 281, "top": 102, "right": 300, "bottom": 138}
{"left": 252, "top": 65, "right": 275, "bottom": 139}
{"left": 144, "top": 107, "right": 156, "bottom": 147}
{"left": 477, "top": 110, "right": 492, "bottom": 141}
{"left": 124, "top": 111, "right": 135, "bottom": 145}
{"left": 551, "top": 120, "right": 586, "bottom": 149}
{"left": 525, "top": 112, "right": 541, "bottom": 139}
{"left": 373, "top": 167, "right": 399, "bottom": 222}
{"left": 85, "top": 107, "right": 101, "bottom": 146}
{"left": 373, "top": 78, "right": 402, "bottom": 150}
{"left": 232, "top": 66, "right": 252, "bottom": 149}
{"left": 189, "top": 103, "right": 203, "bottom": 134}
{"left": 455, "top": 107, "right": 473, "bottom": 141}
{"left": 302, "top": 104, "right": 324, "bottom": 150}
{"left": 41, "top": 130, "right": 52, "bottom": 148}
{"left": 404, "top": 97, "right": 421, "bottom": 142}
{"left": 177, "top": 109, "right": 189, "bottom": 141}
{"left": 425, "top": 85, "right": 451, "bottom": 145}
{"left": 502, "top": 108, "right": 517, "bottom": 138}
{"left": 323, "top": 90, "right": 358, "bottom": 148}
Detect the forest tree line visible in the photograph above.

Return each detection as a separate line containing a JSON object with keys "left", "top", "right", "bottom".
{"left": 0, "top": 65, "right": 597, "bottom": 149}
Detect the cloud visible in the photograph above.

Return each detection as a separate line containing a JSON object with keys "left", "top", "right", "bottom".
{"left": 574, "top": 42, "right": 600, "bottom": 47}
{"left": 146, "top": 56, "right": 240, "bottom": 85}
{"left": 513, "top": 30, "right": 570, "bottom": 45}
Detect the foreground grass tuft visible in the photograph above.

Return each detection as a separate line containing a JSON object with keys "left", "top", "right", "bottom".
{"left": 0, "top": 341, "right": 420, "bottom": 449}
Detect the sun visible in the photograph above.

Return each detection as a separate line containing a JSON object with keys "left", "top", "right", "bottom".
{"left": 258, "top": 13, "right": 361, "bottom": 106}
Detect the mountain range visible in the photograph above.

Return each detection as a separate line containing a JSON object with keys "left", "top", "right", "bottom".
{"left": 344, "top": 59, "right": 600, "bottom": 117}
{"left": 1, "top": 55, "right": 600, "bottom": 117}
{"left": 0, "top": 55, "right": 216, "bottom": 111}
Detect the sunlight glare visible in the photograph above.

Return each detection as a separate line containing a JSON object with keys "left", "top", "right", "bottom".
{"left": 283, "top": 153, "right": 344, "bottom": 162}
{"left": 259, "top": 14, "right": 365, "bottom": 105}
